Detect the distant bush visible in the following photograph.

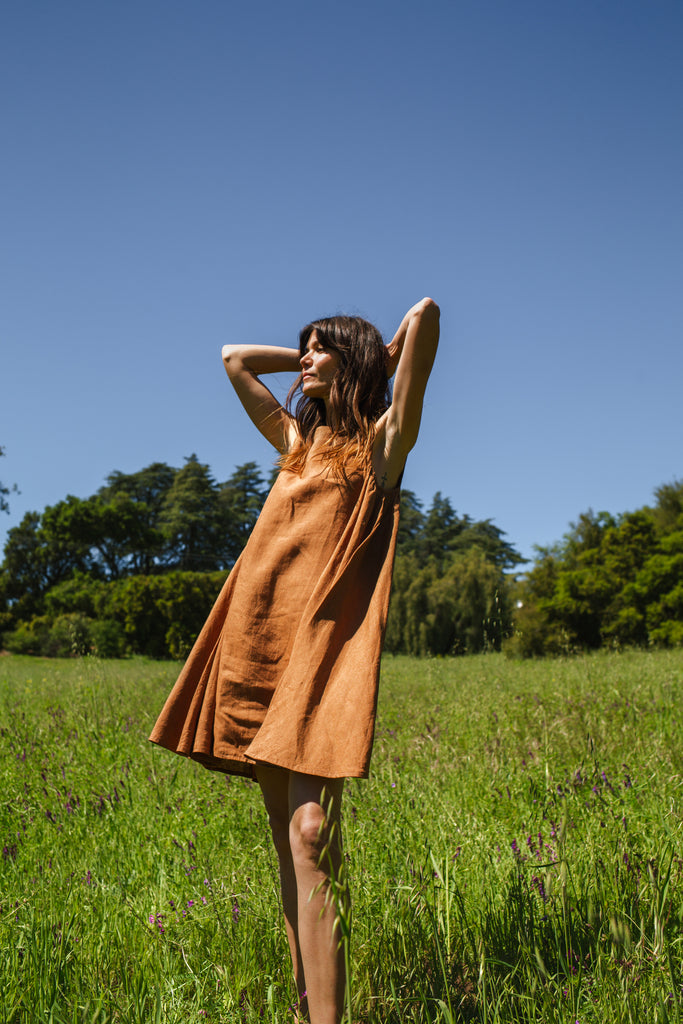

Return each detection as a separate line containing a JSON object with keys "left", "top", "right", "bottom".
{"left": 103, "top": 571, "right": 226, "bottom": 659}
{"left": 89, "top": 618, "right": 128, "bottom": 658}
{"left": 47, "top": 613, "right": 93, "bottom": 656}
{"left": 2, "top": 571, "right": 226, "bottom": 659}
{"left": 3, "top": 617, "right": 53, "bottom": 656}
{"left": 2, "top": 613, "right": 127, "bottom": 658}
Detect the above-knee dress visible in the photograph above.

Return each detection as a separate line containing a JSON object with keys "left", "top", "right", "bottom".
{"left": 149, "top": 430, "right": 401, "bottom": 779}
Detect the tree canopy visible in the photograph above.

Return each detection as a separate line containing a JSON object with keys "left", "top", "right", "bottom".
{"left": 383, "top": 490, "right": 525, "bottom": 656}
{"left": 509, "top": 480, "right": 683, "bottom": 656}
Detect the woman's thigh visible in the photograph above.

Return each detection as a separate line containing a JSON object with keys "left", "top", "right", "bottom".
{"left": 288, "top": 773, "right": 345, "bottom": 825}
{"left": 256, "top": 763, "right": 291, "bottom": 850}
{"left": 256, "top": 764, "right": 345, "bottom": 851}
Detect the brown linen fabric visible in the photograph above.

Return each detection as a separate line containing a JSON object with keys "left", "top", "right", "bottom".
{"left": 149, "top": 430, "right": 401, "bottom": 779}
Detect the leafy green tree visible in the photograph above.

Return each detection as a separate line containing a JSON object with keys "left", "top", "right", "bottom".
{"left": 511, "top": 486, "right": 683, "bottom": 657}
{"left": 39, "top": 493, "right": 158, "bottom": 580}
{"left": 396, "top": 490, "right": 425, "bottom": 553}
{"left": 511, "top": 510, "right": 622, "bottom": 654}
{"left": 98, "top": 462, "right": 175, "bottom": 572}
{"left": 506, "top": 547, "right": 573, "bottom": 658}
{"left": 387, "top": 490, "right": 523, "bottom": 655}
{"left": 651, "top": 479, "right": 683, "bottom": 533}
{"left": 102, "top": 571, "right": 225, "bottom": 659}
{"left": 386, "top": 549, "right": 511, "bottom": 655}
{"left": 547, "top": 510, "right": 660, "bottom": 649}
{"left": 384, "top": 553, "right": 415, "bottom": 653}
{"left": 100, "top": 461, "right": 176, "bottom": 509}
{"left": 428, "top": 549, "right": 510, "bottom": 654}
{"left": 399, "top": 555, "right": 437, "bottom": 655}
{"left": 1, "top": 502, "right": 94, "bottom": 620}
{"left": 562, "top": 509, "right": 616, "bottom": 563}
{"left": 626, "top": 529, "right": 683, "bottom": 647}
{"left": 404, "top": 491, "right": 524, "bottom": 571}
{"left": 0, "top": 456, "right": 269, "bottom": 637}
{"left": 0, "top": 490, "right": 166, "bottom": 623}
{"left": 217, "top": 462, "right": 269, "bottom": 566}
{"left": 44, "top": 573, "right": 111, "bottom": 619}
{"left": 417, "top": 492, "right": 461, "bottom": 565}
{"left": 158, "top": 455, "right": 222, "bottom": 571}
{"left": 86, "top": 493, "right": 165, "bottom": 578}
{"left": 597, "top": 512, "right": 659, "bottom": 646}
{"left": 1, "top": 512, "right": 46, "bottom": 618}
{"left": 449, "top": 517, "right": 525, "bottom": 571}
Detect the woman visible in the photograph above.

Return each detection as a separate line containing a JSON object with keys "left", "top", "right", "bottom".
{"left": 150, "top": 297, "right": 440, "bottom": 1024}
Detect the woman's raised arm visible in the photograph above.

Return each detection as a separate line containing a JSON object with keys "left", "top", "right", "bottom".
{"left": 372, "top": 298, "right": 440, "bottom": 489}
{"left": 221, "top": 344, "right": 301, "bottom": 453}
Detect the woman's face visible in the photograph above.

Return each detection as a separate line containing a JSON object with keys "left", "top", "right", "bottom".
{"left": 300, "top": 330, "right": 342, "bottom": 399}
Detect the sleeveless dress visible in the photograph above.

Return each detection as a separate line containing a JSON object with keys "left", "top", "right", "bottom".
{"left": 149, "top": 429, "right": 401, "bottom": 779}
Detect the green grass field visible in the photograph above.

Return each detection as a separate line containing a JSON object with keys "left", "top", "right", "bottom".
{"left": 1, "top": 649, "right": 682, "bottom": 1023}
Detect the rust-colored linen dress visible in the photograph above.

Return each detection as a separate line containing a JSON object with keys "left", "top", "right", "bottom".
{"left": 149, "top": 429, "right": 401, "bottom": 779}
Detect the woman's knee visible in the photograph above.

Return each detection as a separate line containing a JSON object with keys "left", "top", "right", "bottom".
{"left": 289, "top": 802, "right": 339, "bottom": 871}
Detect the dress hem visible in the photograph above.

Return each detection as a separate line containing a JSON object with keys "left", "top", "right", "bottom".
{"left": 149, "top": 738, "right": 369, "bottom": 781}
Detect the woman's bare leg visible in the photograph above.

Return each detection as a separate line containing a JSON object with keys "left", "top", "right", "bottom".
{"left": 288, "top": 772, "right": 346, "bottom": 1024}
{"left": 256, "top": 764, "right": 307, "bottom": 1012}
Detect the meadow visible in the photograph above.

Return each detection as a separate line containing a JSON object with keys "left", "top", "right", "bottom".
{"left": 1, "top": 649, "right": 682, "bottom": 1023}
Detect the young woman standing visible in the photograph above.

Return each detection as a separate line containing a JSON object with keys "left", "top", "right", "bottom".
{"left": 150, "top": 297, "right": 440, "bottom": 1023}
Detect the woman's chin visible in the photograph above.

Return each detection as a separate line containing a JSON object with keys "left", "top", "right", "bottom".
{"left": 302, "top": 382, "right": 328, "bottom": 399}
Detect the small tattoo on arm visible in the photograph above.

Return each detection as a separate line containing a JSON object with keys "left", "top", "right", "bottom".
{"left": 380, "top": 472, "right": 388, "bottom": 488}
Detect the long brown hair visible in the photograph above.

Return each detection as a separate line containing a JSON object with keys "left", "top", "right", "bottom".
{"left": 280, "top": 315, "right": 390, "bottom": 474}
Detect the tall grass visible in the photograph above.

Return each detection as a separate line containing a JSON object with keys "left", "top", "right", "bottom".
{"left": 1, "top": 649, "right": 682, "bottom": 1022}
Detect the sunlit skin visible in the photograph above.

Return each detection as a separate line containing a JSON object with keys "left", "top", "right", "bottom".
{"left": 299, "top": 330, "right": 342, "bottom": 414}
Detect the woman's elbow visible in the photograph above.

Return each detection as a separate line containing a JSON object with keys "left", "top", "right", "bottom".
{"left": 419, "top": 297, "right": 440, "bottom": 321}
{"left": 415, "top": 299, "right": 440, "bottom": 355}
{"left": 222, "top": 345, "right": 240, "bottom": 374}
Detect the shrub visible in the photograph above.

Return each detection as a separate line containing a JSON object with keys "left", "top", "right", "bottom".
{"left": 3, "top": 614, "right": 95, "bottom": 657}
{"left": 3, "top": 617, "right": 53, "bottom": 656}
{"left": 47, "top": 613, "right": 92, "bottom": 656}
{"left": 89, "top": 618, "right": 127, "bottom": 658}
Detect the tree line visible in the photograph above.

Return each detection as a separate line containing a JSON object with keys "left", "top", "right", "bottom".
{"left": 0, "top": 457, "right": 524, "bottom": 659}
{"left": 2, "top": 454, "right": 681, "bottom": 660}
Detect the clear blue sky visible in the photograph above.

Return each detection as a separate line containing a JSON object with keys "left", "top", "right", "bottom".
{"left": 2, "top": 0, "right": 682, "bottom": 565}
